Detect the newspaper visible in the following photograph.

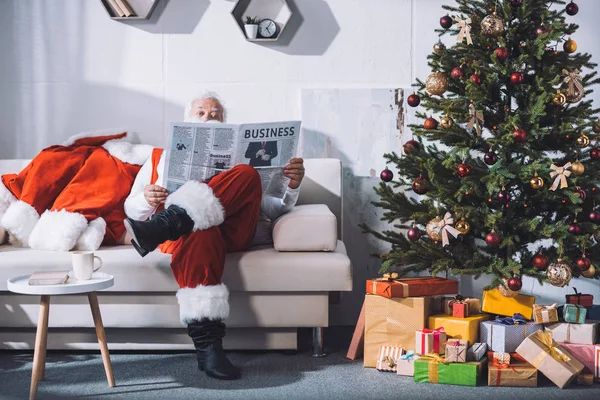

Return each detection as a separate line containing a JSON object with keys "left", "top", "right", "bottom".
{"left": 163, "top": 121, "right": 301, "bottom": 198}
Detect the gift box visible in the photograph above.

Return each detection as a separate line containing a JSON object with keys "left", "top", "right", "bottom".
{"left": 532, "top": 303, "right": 559, "bottom": 324}
{"left": 366, "top": 276, "right": 458, "bottom": 299}
{"left": 467, "top": 343, "right": 487, "bottom": 361}
{"left": 445, "top": 339, "right": 468, "bottom": 362}
{"left": 453, "top": 302, "right": 469, "bottom": 318}
{"left": 441, "top": 296, "right": 481, "bottom": 315}
{"left": 376, "top": 346, "right": 404, "bottom": 372}
{"left": 428, "top": 314, "right": 492, "bottom": 345}
{"left": 396, "top": 350, "right": 420, "bottom": 377}
{"left": 545, "top": 322, "right": 598, "bottom": 345}
{"left": 487, "top": 352, "right": 537, "bottom": 387}
{"left": 563, "top": 304, "right": 587, "bottom": 324}
{"left": 587, "top": 305, "right": 600, "bottom": 321}
{"left": 576, "top": 373, "right": 594, "bottom": 385}
{"left": 559, "top": 343, "right": 596, "bottom": 374}
{"left": 346, "top": 300, "right": 365, "bottom": 360}
{"left": 481, "top": 289, "right": 535, "bottom": 319}
{"left": 493, "top": 352, "right": 511, "bottom": 365}
{"left": 414, "top": 355, "right": 485, "bottom": 386}
{"left": 364, "top": 294, "right": 433, "bottom": 368}
{"left": 565, "top": 287, "right": 594, "bottom": 307}
{"left": 515, "top": 330, "right": 585, "bottom": 388}
{"left": 480, "top": 317, "right": 543, "bottom": 353}
{"left": 595, "top": 345, "right": 600, "bottom": 381}
{"left": 416, "top": 328, "right": 447, "bottom": 355}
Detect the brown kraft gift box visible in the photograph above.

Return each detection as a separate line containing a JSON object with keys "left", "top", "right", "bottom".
{"left": 366, "top": 276, "right": 458, "bottom": 299}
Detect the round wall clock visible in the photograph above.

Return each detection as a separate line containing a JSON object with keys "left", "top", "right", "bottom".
{"left": 258, "top": 19, "right": 277, "bottom": 38}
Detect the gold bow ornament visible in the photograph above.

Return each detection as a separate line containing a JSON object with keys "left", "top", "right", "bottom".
{"left": 435, "top": 212, "right": 461, "bottom": 247}
{"left": 533, "top": 303, "right": 558, "bottom": 324}
{"left": 549, "top": 163, "right": 572, "bottom": 191}
{"left": 454, "top": 16, "right": 473, "bottom": 45}
{"left": 562, "top": 68, "right": 584, "bottom": 102}
{"left": 467, "top": 104, "right": 484, "bottom": 136}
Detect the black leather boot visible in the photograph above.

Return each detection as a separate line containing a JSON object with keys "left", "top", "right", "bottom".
{"left": 187, "top": 318, "right": 241, "bottom": 380}
{"left": 124, "top": 205, "right": 194, "bottom": 257}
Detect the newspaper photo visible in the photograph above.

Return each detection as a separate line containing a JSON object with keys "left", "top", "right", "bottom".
{"left": 163, "top": 120, "right": 301, "bottom": 198}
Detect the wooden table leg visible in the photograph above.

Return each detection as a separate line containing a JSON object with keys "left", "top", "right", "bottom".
{"left": 88, "top": 292, "right": 115, "bottom": 388}
{"left": 30, "top": 295, "right": 50, "bottom": 400}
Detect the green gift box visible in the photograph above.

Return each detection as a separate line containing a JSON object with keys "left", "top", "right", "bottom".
{"left": 563, "top": 304, "right": 586, "bottom": 324}
{"left": 414, "top": 356, "right": 486, "bottom": 386}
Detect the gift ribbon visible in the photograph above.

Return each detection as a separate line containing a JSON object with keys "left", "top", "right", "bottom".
{"left": 467, "top": 104, "right": 484, "bottom": 136}
{"left": 531, "top": 331, "right": 571, "bottom": 369}
{"left": 445, "top": 340, "right": 467, "bottom": 362}
{"left": 454, "top": 16, "right": 473, "bottom": 45}
{"left": 549, "top": 162, "right": 572, "bottom": 191}
{"left": 495, "top": 313, "right": 527, "bottom": 325}
{"left": 562, "top": 68, "right": 584, "bottom": 99}
{"left": 400, "top": 350, "right": 419, "bottom": 361}
{"left": 419, "top": 327, "right": 445, "bottom": 355}
{"left": 422, "top": 353, "right": 448, "bottom": 383}
{"left": 434, "top": 212, "right": 461, "bottom": 247}
{"left": 533, "top": 303, "right": 558, "bottom": 323}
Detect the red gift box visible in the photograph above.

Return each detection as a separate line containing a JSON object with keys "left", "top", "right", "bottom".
{"left": 452, "top": 302, "right": 470, "bottom": 318}
{"left": 566, "top": 288, "right": 593, "bottom": 307}
{"left": 366, "top": 275, "right": 458, "bottom": 299}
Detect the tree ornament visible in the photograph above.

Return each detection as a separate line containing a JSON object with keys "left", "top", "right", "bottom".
{"left": 426, "top": 72, "right": 449, "bottom": 96}
{"left": 513, "top": 128, "right": 527, "bottom": 143}
{"left": 590, "top": 147, "right": 600, "bottom": 160}
{"left": 440, "top": 15, "right": 453, "bottom": 29}
{"left": 546, "top": 259, "right": 572, "bottom": 287}
{"left": 532, "top": 253, "right": 549, "bottom": 270}
{"left": 569, "top": 222, "right": 582, "bottom": 235}
{"left": 485, "top": 231, "right": 500, "bottom": 247}
{"left": 566, "top": 1, "right": 579, "bottom": 16}
{"left": 497, "top": 188, "right": 511, "bottom": 205}
{"left": 510, "top": 72, "right": 525, "bottom": 85}
{"left": 507, "top": 276, "right": 522, "bottom": 291}
{"left": 407, "top": 93, "right": 421, "bottom": 107}
{"left": 529, "top": 172, "right": 544, "bottom": 190}
{"left": 549, "top": 163, "right": 572, "bottom": 191}
{"left": 536, "top": 24, "right": 548, "bottom": 37}
{"left": 582, "top": 264, "right": 595, "bottom": 278}
{"left": 575, "top": 187, "right": 587, "bottom": 200}
{"left": 467, "top": 104, "right": 484, "bottom": 136}
{"left": 380, "top": 167, "right": 393, "bottom": 182}
{"left": 412, "top": 177, "right": 430, "bottom": 195}
{"left": 589, "top": 210, "right": 600, "bottom": 224}
{"left": 424, "top": 117, "right": 439, "bottom": 130}
{"left": 454, "top": 16, "right": 473, "bottom": 45}
{"left": 576, "top": 134, "right": 590, "bottom": 148}
{"left": 510, "top": 0, "right": 523, "bottom": 6}
{"left": 480, "top": 13, "right": 504, "bottom": 38}
{"left": 495, "top": 47, "right": 509, "bottom": 62}
{"left": 455, "top": 217, "right": 470, "bottom": 235}
{"left": 457, "top": 162, "right": 472, "bottom": 178}
{"left": 451, "top": 67, "right": 465, "bottom": 80}
{"left": 498, "top": 278, "right": 519, "bottom": 298}
{"left": 483, "top": 149, "right": 498, "bottom": 165}
{"left": 407, "top": 225, "right": 422, "bottom": 242}
{"left": 403, "top": 139, "right": 420, "bottom": 154}
{"left": 570, "top": 161, "right": 585, "bottom": 176}
{"left": 563, "top": 69, "right": 584, "bottom": 103}
{"left": 552, "top": 90, "right": 567, "bottom": 106}
{"left": 470, "top": 74, "right": 482, "bottom": 85}
{"left": 426, "top": 217, "right": 443, "bottom": 242}
{"left": 440, "top": 114, "right": 454, "bottom": 129}
{"left": 576, "top": 256, "right": 591, "bottom": 271}
{"left": 563, "top": 38, "right": 577, "bottom": 54}
{"left": 433, "top": 41, "right": 445, "bottom": 54}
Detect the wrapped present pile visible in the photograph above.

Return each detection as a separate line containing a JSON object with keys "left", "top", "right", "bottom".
{"left": 349, "top": 275, "right": 600, "bottom": 388}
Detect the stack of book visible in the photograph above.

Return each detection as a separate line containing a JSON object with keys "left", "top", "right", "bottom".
{"left": 106, "top": 0, "right": 136, "bottom": 18}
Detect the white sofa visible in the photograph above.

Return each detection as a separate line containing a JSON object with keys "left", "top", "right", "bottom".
{"left": 0, "top": 158, "right": 353, "bottom": 353}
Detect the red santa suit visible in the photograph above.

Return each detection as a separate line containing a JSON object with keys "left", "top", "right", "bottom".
{"left": 125, "top": 148, "right": 299, "bottom": 323}
{"left": 0, "top": 131, "right": 152, "bottom": 251}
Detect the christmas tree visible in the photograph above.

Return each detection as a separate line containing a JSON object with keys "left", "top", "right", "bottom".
{"left": 361, "top": 0, "right": 600, "bottom": 291}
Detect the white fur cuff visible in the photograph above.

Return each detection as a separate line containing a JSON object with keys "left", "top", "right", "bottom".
{"left": 102, "top": 139, "right": 153, "bottom": 166}
{"left": 1, "top": 201, "right": 39, "bottom": 247}
{"left": 165, "top": 181, "right": 225, "bottom": 231}
{"left": 62, "top": 128, "right": 129, "bottom": 146}
{"left": 176, "top": 284, "right": 230, "bottom": 324}
{"left": 0, "top": 183, "right": 17, "bottom": 216}
{"left": 29, "top": 209, "right": 88, "bottom": 251}
{"left": 74, "top": 217, "right": 107, "bottom": 251}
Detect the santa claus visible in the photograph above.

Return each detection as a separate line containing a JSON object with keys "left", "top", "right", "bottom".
{"left": 123, "top": 92, "right": 305, "bottom": 380}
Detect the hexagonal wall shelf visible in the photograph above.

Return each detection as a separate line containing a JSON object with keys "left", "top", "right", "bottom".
{"left": 100, "top": 0, "right": 160, "bottom": 20}
{"left": 232, "top": 0, "right": 293, "bottom": 42}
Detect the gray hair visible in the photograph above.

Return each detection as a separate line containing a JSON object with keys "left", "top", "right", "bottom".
{"left": 184, "top": 91, "right": 227, "bottom": 122}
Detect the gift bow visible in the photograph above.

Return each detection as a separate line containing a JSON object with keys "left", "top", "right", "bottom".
{"left": 495, "top": 313, "right": 527, "bottom": 325}
{"left": 562, "top": 68, "right": 584, "bottom": 98}
{"left": 400, "top": 350, "right": 419, "bottom": 361}
{"left": 491, "top": 358, "right": 516, "bottom": 371}
{"left": 467, "top": 104, "right": 484, "bottom": 136}
{"left": 434, "top": 212, "right": 461, "bottom": 247}
{"left": 382, "top": 356, "right": 397, "bottom": 368}
{"left": 454, "top": 16, "right": 473, "bottom": 45}
{"left": 422, "top": 353, "right": 449, "bottom": 364}
{"left": 532, "top": 331, "right": 571, "bottom": 367}
{"left": 549, "top": 162, "right": 572, "bottom": 191}
{"left": 375, "top": 272, "right": 399, "bottom": 282}
{"left": 533, "top": 303, "right": 558, "bottom": 311}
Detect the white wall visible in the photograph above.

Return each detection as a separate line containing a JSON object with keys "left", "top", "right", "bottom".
{"left": 1, "top": 0, "right": 600, "bottom": 324}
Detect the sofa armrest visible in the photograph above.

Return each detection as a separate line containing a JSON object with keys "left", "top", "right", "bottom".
{"left": 272, "top": 204, "right": 337, "bottom": 252}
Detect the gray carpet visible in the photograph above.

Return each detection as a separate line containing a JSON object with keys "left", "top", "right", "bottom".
{"left": 0, "top": 328, "right": 599, "bottom": 400}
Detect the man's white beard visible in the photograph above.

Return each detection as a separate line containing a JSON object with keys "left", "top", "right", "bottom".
{"left": 184, "top": 115, "right": 222, "bottom": 124}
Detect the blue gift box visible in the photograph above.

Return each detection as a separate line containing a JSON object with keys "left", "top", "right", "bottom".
{"left": 480, "top": 319, "right": 543, "bottom": 353}
{"left": 586, "top": 305, "right": 600, "bottom": 320}
{"left": 466, "top": 342, "right": 487, "bottom": 361}
{"left": 563, "top": 304, "right": 587, "bottom": 324}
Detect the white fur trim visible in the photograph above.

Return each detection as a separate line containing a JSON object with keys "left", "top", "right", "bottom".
{"left": 29, "top": 209, "right": 88, "bottom": 251}
{"left": 176, "top": 284, "right": 230, "bottom": 324}
{"left": 0, "top": 183, "right": 17, "bottom": 216}
{"left": 62, "top": 128, "right": 129, "bottom": 146}
{"left": 165, "top": 181, "right": 225, "bottom": 231}
{"left": 1, "top": 201, "right": 39, "bottom": 247}
{"left": 102, "top": 139, "right": 153, "bottom": 166}
{"left": 74, "top": 217, "right": 107, "bottom": 251}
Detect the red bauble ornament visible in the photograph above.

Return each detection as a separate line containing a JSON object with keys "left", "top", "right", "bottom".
{"left": 424, "top": 117, "right": 439, "bottom": 130}
{"left": 457, "top": 163, "right": 472, "bottom": 177}
{"left": 407, "top": 93, "right": 421, "bottom": 107}
{"left": 497, "top": 190, "right": 511, "bottom": 205}
{"left": 403, "top": 139, "right": 420, "bottom": 154}
{"left": 589, "top": 210, "right": 600, "bottom": 224}
{"left": 569, "top": 223, "right": 582, "bottom": 235}
{"left": 485, "top": 232, "right": 500, "bottom": 247}
{"left": 380, "top": 168, "right": 393, "bottom": 182}
{"left": 576, "top": 257, "right": 591, "bottom": 271}
{"left": 590, "top": 148, "right": 600, "bottom": 160}
{"left": 495, "top": 47, "right": 509, "bottom": 62}
{"left": 532, "top": 253, "right": 549, "bottom": 270}
{"left": 484, "top": 151, "right": 498, "bottom": 165}
{"left": 470, "top": 74, "right": 482, "bottom": 85}
{"left": 510, "top": 72, "right": 525, "bottom": 85}
{"left": 566, "top": 1, "right": 579, "bottom": 16}
{"left": 451, "top": 67, "right": 465, "bottom": 80}
{"left": 536, "top": 25, "right": 548, "bottom": 36}
{"left": 412, "top": 177, "right": 430, "bottom": 195}
{"left": 575, "top": 187, "right": 587, "bottom": 200}
{"left": 440, "top": 15, "right": 453, "bottom": 29}
{"left": 407, "top": 227, "right": 422, "bottom": 242}
{"left": 507, "top": 276, "right": 523, "bottom": 291}
{"left": 513, "top": 128, "right": 527, "bottom": 143}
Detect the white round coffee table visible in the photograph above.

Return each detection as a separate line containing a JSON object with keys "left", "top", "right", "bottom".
{"left": 7, "top": 272, "right": 115, "bottom": 400}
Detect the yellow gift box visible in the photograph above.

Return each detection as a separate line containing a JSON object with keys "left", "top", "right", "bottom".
{"left": 481, "top": 289, "right": 535, "bottom": 320}
{"left": 428, "top": 314, "right": 492, "bottom": 345}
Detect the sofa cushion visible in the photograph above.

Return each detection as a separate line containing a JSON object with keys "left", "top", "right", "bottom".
{"left": 272, "top": 204, "right": 337, "bottom": 252}
{"left": 0, "top": 240, "right": 352, "bottom": 293}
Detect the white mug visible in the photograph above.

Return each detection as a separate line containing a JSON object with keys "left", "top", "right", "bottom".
{"left": 72, "top": 251, "right": 103, "bottom": 281}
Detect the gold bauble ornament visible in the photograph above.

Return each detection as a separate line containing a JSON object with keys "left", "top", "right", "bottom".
{"left": 576, "top": 134, "right": 590, "bottom": 148}
{"left": 582, "top": 264, "right": 596, "bottom": 278}
{"left": 426, "top": 217, "right": 443, "bottom": 242}
{"left": 426, "top": 72, "right": 449, "bottom": 96}
{"left": 455, "top": 218, "right": 470, "bottom": 235}
{"left": 498, "top": 278, "right": 519, "bottom": 298}
{"left": 481, "top": 13, "right": 504, "bottom": 38}
{"left": 529, "top": 172, "right": 545, "bottom": 190}
{"left": 563, "top": 38, "right": 577, "bottom": 54}
{"left": 546, "top": 259, "right": 573, "bottom": 287}
{"left": 570, "top": 161, "right": 585, "bottom": 176}
{"left": 552, "top": 90, "right": 567, "bottom": 106}
{"left": 566, "top": 86, "right": 585, "bottom": 103}
{"left": 433, "top": 42, "right": 445, "bottom": 54}
{"left": 440, "top": 114, "right": 454, "bottom": 129}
